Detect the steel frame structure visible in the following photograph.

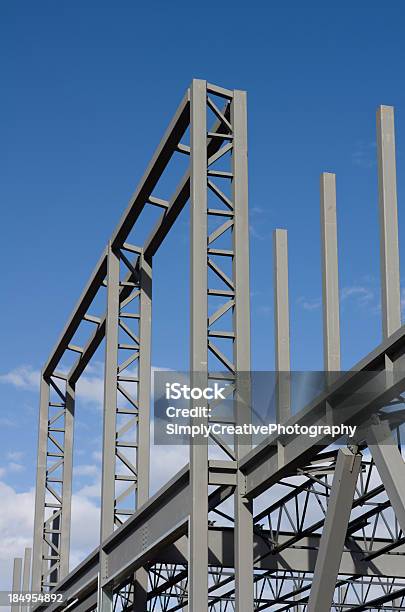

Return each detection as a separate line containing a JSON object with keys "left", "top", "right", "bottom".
{"left": 10, "top": 83, "right": 405, "bottom": 610}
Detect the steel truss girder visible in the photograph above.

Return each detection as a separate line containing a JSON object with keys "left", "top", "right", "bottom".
{"left": 33, "top": 323, "right": 405, "bottom": 610}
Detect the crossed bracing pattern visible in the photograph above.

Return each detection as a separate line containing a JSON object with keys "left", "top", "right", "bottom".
{"left": 115, "top": 425, "right": 405, "bottom": 611}
{"left": 38, "top": 373, "right": 73, "bottom": 589}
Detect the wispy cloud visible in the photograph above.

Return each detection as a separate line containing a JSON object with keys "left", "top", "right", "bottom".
{"left": 351, "top": 140, "right": 376, "bottom": 169}
{"left": 249, "top": 224, "right": 266, "bottom": 241}
{"left": 297, "top": 296, "right": 321, "bottom": 311}
{"left": 341, "top": 285, "right": 374, "bottom": 305}
{"left": 6, "top": 451, "right": 24, "bottom": 461}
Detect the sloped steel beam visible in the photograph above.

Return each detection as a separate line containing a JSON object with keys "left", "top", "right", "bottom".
{"left": 307, "top": 448, "right": 361, "bottom": 612}
{"left": 368, "top": 419, "right": 405, "bottom": 534}
{"left": 240, "top": 324, "right": 405, "bottom": 498}
{"left": 43, "top": 91, "right": 189, "bottom": 378}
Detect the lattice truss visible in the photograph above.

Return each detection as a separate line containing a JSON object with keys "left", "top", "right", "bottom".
{"left": 113, "top": 423, "right": 402, "bottom": 611}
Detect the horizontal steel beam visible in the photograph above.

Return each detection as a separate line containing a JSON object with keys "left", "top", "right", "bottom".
{"left": 158, "top": 529, "right": 405, "bottom": 578}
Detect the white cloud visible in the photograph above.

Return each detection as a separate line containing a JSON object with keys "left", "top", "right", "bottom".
{"left": 8, "top": 462, "right": 25, "bottom": 473}
{"left": 74, "top": 464, "right": 99, "bottom": 477}
{"left": 76, "top": 374, "right": 104, "bottom": 406}
{"left": 0, "top": 366, "right": 39, "bottom": 391}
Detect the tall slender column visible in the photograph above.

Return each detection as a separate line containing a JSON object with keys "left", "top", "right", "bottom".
{"left": 320, "top": 172, "right": 341, "bottom": 372}
{"left": 31, "top": 374, "right": 50, "bottom": 591}
{"left": 377, "top": 105, "right": 401, "bottom": 339}
{"left": 21, "top": 548, "right": 32, "bottom": 612}
{"left": 232, "top": 89, "right": 253, "bottom": 612}
{"left": 12, "top": 558, "right": 22, "bottom": 612}
{"left": 99, "top": 242, "right": 120, "bottom": 610}
{"left": 189, "top": 78, "right": 208, "bottom": 612}
{"left": 273, "top": 229, "right": 291, "bottom": 423}
{"left": 60, "top": 380, "right": 75, "bottom": 578}
{"left": 133, "top": 254, "right": 152, "bottom": 610}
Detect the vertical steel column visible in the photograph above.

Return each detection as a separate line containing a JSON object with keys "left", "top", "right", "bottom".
{"left": 307, "top": 448, "right": 361, "bottom": 612}
{"left": 137, "top": 254, "right": 152, "bottom": 507}
{"left": 189, "top": 78, "right": 208, "bottom": 612}
{"left": 99, "top": 241, "right": 120, "bottom": 610}
{"left": 133, "top": 253, "right": 152, "bottom": 610}
{"left": 12, "top": 557, "right": 22, "bottom": 612}
{"left": 99, "top": 243, "right": 152, "bottom": 609}
{"left": 60, "top": 380, "right": 74, "bottom": 579}
{"left": 32, "top": 369, "right": 75, "bottom": 591}
{"left": 232, "top": 90, "right": 253, "bottom": 612}
{"left": 273, "top": 229, "right": 291, "bottom": 423}
{"left": 320, "top": 172, "right": 341, "bottom": 372}
{"left": 377, "top": 105, "right": 401, "bottom": 339}
{"left": 32, "top": 374, "right": 49, "bottom": 591}
{"left": 21, "top": 548, "right": 32, "bottom": 612}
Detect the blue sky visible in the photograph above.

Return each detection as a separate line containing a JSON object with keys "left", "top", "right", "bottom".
{"left": 1, "top": 0, "right": 405, "bottom": 588}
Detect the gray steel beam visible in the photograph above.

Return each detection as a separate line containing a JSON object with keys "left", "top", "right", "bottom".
{"left": 32, "top": 374, "right": 50, "bottom": 591}
{"left": 240, "top": 324, "right": 405, "bottom": 498}
{"left": 60, "top": 381, "right": 74, "bottom": 580}
{"left": 320, "top": 172, "right": 341, "bottom": 372}
{"left": 43, "top": 91, "right": 189, "bottom": 378}
{"left": 133, "top": 253, "right": 152, "bottom": 610}
{"left": 137, "top": 254, "right": 152, "bottom": 508}
{"left": 377, "top": 105, "right": 401, "bottom": 339}
{"left": 100, "top": 242, "right": 120, "bottom": 540}
{"left": 232, "top": 89, "right": 253, "bottom": 612}
{"left": 21, "top": 548, "right": 32, "bottom": 612}
{"left": 110, "top": 90, "right": 190, "bottom": 249}
{"left": 189, "top": 77, "right": 209, "bottom": 612}
{"left": 43, "top": 250, "right": 107, "bottom": 379}
{"left": 12, "top": 557, "right": 22, "bottom": 612}
{"left": 307, "top": 448, "right": 361, "bottom": 612}
{"left": 99, "top": 242, "right": 120, "bottom": 612}
{"left": 368, "top": 419, "right": 405, "bottom": 534}
{"left": 158, "top": 529, "right": 405, "bottom": 578}
{"left": 273, "top": 229, "right": 291, "bottom": 423}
